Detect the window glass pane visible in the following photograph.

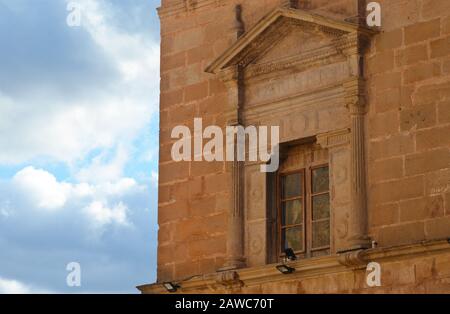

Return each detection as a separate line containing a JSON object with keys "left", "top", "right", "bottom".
{"left": 282, "top": 199, "right": 303, "bottom": 226}
{"left": 282, "top": 226, "right": 303, "bottom": 252}
{"left": 282, "top": 173, "right": 302, "bottom": 199}
{"left": 312, "top": 220, "right": 330, "bottom": 248}
{"left": 312, "top": 167, "right": 329, "bottom": 193}
{"left": 312, "top": 194, "right": 330, "bottom": 220}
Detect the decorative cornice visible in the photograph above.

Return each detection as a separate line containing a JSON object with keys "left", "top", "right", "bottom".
{"left": 137, "top": 239, "right": 450, "bottom": 293}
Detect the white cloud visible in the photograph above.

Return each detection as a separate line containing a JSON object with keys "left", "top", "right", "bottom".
{"left": 0, "top": 277, "right": 51, "bottom": 294}
{"left": 77, "top": 0, "right": 160, "bottom": 83}
{"left": 13, "top": 166, "right": 71, "bottom": 210}
{"left": 0, "top": 277, "right": 32, "bottom": 294}
{"left": 10, "top": 166, "right": 143, "bottom": 228}
{"left": 84, "top": 201, "right": 129, "bottom": 227}
{"left": 99, "top": 178, "right": 141, "bottom": 196}
{"left": 75, "top": 145, "right": 129, "bottom": 184}
{"left": 0, "top": 94, "right": 154, "bottom": 166}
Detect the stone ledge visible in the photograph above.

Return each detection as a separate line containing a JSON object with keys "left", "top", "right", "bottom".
{"left": 137, "top": 239, "right": 450, "bottom": 293}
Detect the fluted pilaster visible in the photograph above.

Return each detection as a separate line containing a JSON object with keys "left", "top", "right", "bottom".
{"left": 343, "top": 78, "right": 371, "bottom": 251}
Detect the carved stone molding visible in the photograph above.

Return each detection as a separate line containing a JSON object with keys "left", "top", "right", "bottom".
{"left": 317, "top": 128, "right": 351, "bottom": 149}
{"left": 337, "top": 249, "right": 368, "bottom": 269}
{"left": 244, "top": 42, "right": 345, "bottom": 79}
{"left": 215, "top": 270, "right": 244, "bottom": 289}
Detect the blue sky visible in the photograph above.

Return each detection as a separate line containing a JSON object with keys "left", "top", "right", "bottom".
{"left": 0, "top": 0, "right": 161, "bottom": 293}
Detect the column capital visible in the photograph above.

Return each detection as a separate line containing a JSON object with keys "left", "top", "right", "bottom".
{"left": 218, "top": 66, "right": 239, "bottom": 84}
{"left": 343, "top": 77, "right": 367, "bottom": 115}
{"left": 219, "top": 66, "right": 244, "bottom": 126}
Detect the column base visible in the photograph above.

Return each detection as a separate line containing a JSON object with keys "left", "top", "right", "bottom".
{"left": 337, "top": 236, "right": 372, "bottom": 254}
{"left": 218, "top": 258, "right": 246, "bottom": 272}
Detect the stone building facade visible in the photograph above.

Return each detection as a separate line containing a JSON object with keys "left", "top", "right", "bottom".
{"left": 138, "top": 0, "right": 450, "bottom": 293}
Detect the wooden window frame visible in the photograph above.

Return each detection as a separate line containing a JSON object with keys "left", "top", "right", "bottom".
{"left": 277, "top": 164, "right": 331, "bottom": 259}
{"left": 277, "top": 169, "right": 306, "bottom": 258}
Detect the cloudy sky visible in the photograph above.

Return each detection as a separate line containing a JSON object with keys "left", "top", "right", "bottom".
{"left": 0, "top": 0, "right": 160, "bottom": 293}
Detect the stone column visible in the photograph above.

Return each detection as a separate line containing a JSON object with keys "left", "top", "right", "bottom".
{"left": 219, "top": 66, "right": 246, "bottom": 270}
{"left": 224, "top": 156, "right": 246, "bottom": 269}
{"left": 343, "top": 78, "right": 371, "bottom": 251}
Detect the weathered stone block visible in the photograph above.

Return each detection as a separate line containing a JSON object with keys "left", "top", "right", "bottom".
{"left": 396, "top": 44, "right": 428, "bottom": 67}
{"left": 405, "top": 149, "right": 450, "bottom": 176}
{"left": 404, "top": 19, "right": 440, "bottom": 45}
{"left": 416, "top": 125, "right": 450, "bottom": 150}
{"left": 400, "top": 104, "right": 436, "bottom": 131}
{"left": 375, "top": 29, "right": 403, "bottom": 52}
{"left": 421, "top": 0, "right": 450, "bottom": 20}
{"left": 184, "top": 81, "right": 209, "bottom": 102}
{"left": 431, "top": 37, "right": 450, "bottom": 59}
{"left": 425, "top": 216, "right": 450, "bottom": 240}
{"left": 403, "top": 62, "right": 441, "bottom": 84}
{"left": 370, "top": 133, "right": 414, "bottom": 160}
{"left": 369, "top": 157, "right": 403, "bottom": 183}
{"left": 161, "top": 51, "right": 186, "bottom": 73}
{"left": 161, "top": 88, "right": 184, "bottom": 109}
{"left": 368, "top": 51, "right": 395, "bottom": 74}
{"left": 399, "top": 195, "right": 445, "bottom": 222}
{"left": 369, "top": 111, "right": 399, "bottom": 138}
{"left": 374, "top": 88, "right": 401, "bottom": 113}
{"left": 370, "top": 202, "right": 400, "bottom": 227}
{"left": 378, "top": 222, "right": 425, "bottom": 246}
{"left": 371, "top": 176, "right": 424, "bottom": 204}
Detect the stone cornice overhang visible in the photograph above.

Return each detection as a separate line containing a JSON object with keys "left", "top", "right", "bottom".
{"left": 137, "top": 239, "right": 450, "bottom": 294}
{"left": 205, "top": 7, "right": 376, "bottom": 75}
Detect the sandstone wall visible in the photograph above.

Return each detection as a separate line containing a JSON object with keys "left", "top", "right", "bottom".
{"left": 365, "top": 0, "right": 450, "bottom": 249}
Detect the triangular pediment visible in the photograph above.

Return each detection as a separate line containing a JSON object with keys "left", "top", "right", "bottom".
{"left": 253, "top": 23, "right": 337, "bottom": 65}
{"left": 205, "top": 7, "right": 374, "bottom": 74}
